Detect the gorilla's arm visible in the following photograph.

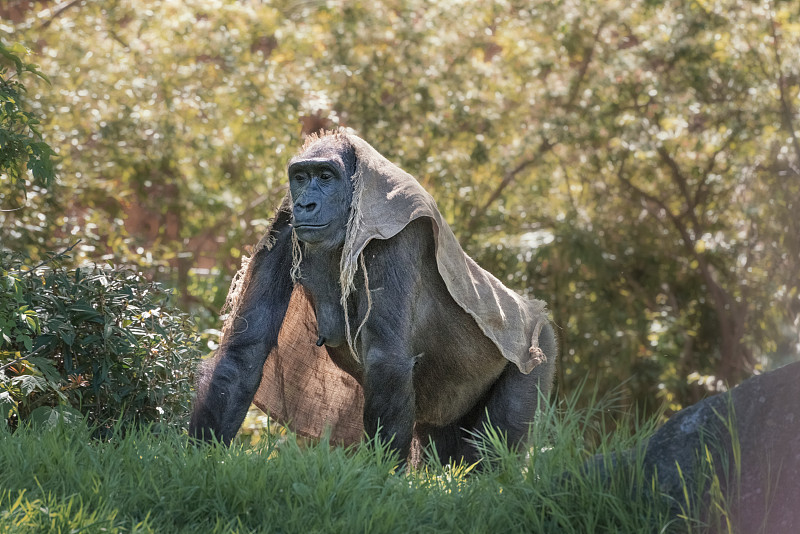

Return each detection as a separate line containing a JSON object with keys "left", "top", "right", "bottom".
{"left": 356, "top": 228, "right": 425, "bottom": 460}
{"left": 189, "top": 208, "right": 294, "bottom": 444}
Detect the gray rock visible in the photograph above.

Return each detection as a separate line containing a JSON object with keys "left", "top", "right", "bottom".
{"left": 640, "top": 361, "right": 800, "bottom": 532}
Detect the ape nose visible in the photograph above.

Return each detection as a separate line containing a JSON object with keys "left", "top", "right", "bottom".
{"left": 295, "top": 200, "right": 317, "bottom": 214}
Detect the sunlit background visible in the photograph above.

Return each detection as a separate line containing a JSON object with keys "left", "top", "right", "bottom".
{"left": 2, "top": 0, "right": 799, "bottom": 423}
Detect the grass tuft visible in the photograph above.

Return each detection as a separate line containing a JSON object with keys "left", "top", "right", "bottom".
{"left": 0, "top": 387, "right": 728, "bottom": 533}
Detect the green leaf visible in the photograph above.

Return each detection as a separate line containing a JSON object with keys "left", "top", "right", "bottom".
{"left": 68, "top": 302, "right": 103, "bottom": 324}
{"left": 0, "top": 391, "right": 16, "bottom": 428}
{"left": 13, "top": 374, "right": 46, "bottom": 397}
{"left": 26, "top": 141, "right": 56, "bottom": 186}
{"left": 0, "top": 42, "right": 24, "bottom": 72}
{"left": 28, "top": 405, "right": 84, "bottom": 430}
{"left": 63, "top": 334, "right": 77, "bottom": 350}
{"left": 8, "top": 43, "right": 28, "bottom": 56}
{"left": 28, "top": 357, "right": 61, "bottom": 384}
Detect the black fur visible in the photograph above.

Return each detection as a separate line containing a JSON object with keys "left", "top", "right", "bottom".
{"left": 189, "top": 208, "right": 294, "bottom": 444}
{"left": 189, "top": 136, "right": 557, "bottom": 463}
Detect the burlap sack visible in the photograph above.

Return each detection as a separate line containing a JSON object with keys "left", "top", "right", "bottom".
{"left": 221, "top": 132, "right": 548, "bottom": 446}
{"left": 253, "top": 285, "right": 364, "bottom": 445}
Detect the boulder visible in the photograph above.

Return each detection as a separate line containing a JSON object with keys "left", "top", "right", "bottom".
{"left": 640, "top": 361, "right": 800, "bottom": 532}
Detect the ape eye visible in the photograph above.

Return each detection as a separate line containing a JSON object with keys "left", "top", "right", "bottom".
{"left": 320, "top": 172, "right": 333, "bottom": 181}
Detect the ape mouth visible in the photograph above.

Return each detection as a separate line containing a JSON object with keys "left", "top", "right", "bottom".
{"left": 293, "top": 222, "right": 330, "bottom": 230}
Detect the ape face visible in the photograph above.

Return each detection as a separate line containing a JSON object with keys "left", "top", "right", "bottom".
{"left": 288, "top": 146, "right": 355, "bottom": 250}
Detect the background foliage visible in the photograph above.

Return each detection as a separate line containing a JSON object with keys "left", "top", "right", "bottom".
{"left": 1, "top": 248, "right": 200, "bottom": 431}
{"left": 2, "top": 0, "right": 799, "bottom": 421}
{"left": 1, "top": 40, "right": 199, "bottom": 430}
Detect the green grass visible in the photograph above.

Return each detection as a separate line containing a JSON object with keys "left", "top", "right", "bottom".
{"left": 0, "top": 390, "right": 721, "bottom": 533}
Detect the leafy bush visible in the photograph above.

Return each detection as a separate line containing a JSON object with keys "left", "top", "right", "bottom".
{"left": 0, "top": 247, "right": 200, "bottom": 431}
{"left": 1, "top": 37, "right": 199, "bottom": 432}
{"left": 0, "top": 40, "right": 55, "bottom": 208}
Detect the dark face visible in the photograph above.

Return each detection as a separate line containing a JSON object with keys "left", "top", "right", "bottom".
{"left": 288, "top": 142, "right": 355, "bottom": 249}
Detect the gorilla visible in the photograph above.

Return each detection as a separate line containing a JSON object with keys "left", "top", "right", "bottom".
{"left": 189, "top": 132, "right": 556, "bottom": 465}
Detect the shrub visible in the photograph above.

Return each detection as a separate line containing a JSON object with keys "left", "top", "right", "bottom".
{"left": 0, "top": 247, "right": 201, "bottom": 432}
{"left": 0, "top": 40, "right": 56, "bottom": 207}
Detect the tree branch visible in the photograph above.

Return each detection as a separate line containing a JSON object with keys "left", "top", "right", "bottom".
{"left": 693, "top": 127, "right": 740, "bottom": 211}
{"left": 655, "top": 146, "right": 704, "bottom": 234}
{"left": 39, "top": 0, "right": 82, "bottom": 29}
{"left": 615, "top": 156, "right": 750, "bottom": 375}
{"left": 11, "top": 240, "right": 82, "bottom": 276}
{"left": 0, "top": 345, "right": 47, "bottom": 373}
{"left": 615, "top": 154, "right": 694, "bottom": 248}
{"left": 465, "top": 19, "right": 605, "bottom": 237}
{"left": 466, "top": 138, "right": 552, "bottom": 234}
{"left": 767, "top": 3, "right": 800, "bottom": 170}
{"left": 564, "top": 19, "right": 607, "bottom": 109}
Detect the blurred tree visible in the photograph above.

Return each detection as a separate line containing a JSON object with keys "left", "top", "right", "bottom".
{"left": 3, "top": 0, "right": 798, "bottom": 416}
{"left": 0, "top": 39, "right": 55, "bottom": 211}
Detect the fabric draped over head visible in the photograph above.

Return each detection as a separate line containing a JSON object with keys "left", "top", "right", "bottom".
{"left": 219, "top": 132, "right": 549, "bottom": 446}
